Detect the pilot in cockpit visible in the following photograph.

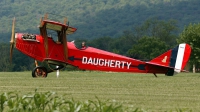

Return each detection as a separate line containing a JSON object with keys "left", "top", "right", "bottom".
{"left": 81, "top": 41, "right": 86, "bottom": 49}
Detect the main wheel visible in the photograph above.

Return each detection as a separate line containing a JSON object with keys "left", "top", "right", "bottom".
{"left": 32, "top": 66, "right": 48, "bottom": 78}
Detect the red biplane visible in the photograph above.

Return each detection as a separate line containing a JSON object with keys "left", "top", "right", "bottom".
{"left": 10, "top": 14, "right": 191, "bottom": 78}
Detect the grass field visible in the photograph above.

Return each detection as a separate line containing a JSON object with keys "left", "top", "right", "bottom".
{"left": 0, "top": 71, "right": 200, "bottom": 111}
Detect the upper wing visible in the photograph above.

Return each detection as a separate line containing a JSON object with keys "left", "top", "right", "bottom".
{"left": 66, "top": 27, "right": 77, "bottom": 35}
{"left": 41, "top": 20, "right": 77, "bottom": 34}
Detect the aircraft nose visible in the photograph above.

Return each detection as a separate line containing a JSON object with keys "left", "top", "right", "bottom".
{"left": 15, "top": 33, "right": 23, "bottom": 40}
{"left": 15, "top": 33, "right": 17, "bottom": 39}
{"left": 14, "top": 33, "right": 20, "bottom": 42}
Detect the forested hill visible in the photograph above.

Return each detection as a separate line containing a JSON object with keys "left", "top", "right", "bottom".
{"left": 0, "top": 0, "right": 199, "bottom": 42}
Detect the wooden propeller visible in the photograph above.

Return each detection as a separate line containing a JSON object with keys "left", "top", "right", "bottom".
{"left": 10, "top": 17, "right": 15, "bottom": 63}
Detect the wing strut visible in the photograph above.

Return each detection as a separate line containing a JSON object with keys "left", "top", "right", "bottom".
{"left": 62, "top": 17, "right": 68, "bottom": 61}
{"left": 39, "top": 14, "right": 48, "bottom": 58}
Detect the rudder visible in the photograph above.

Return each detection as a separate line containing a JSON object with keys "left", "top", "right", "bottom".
{"left": 170, "top": 43, "right": 191, "bottom": 73}
{"left": 149, "top": 43, "right": 191, "bottom": 75}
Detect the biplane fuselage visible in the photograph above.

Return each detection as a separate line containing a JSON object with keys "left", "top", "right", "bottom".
{"left": 14, "top": 32, "right": 191, "bottom": 75}
{"left": 15, "top": 33, "right": 164, "bottom": 74}
{"left": 11, "top": 16, "right": 191, "bottom": 77}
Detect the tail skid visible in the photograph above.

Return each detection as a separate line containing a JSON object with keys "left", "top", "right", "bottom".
{"left": 147, "top": 43, "right": 191, "bottom": 76}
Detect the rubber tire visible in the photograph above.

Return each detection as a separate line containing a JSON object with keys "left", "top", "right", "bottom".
{"left": 165, "top": 68, "right": 174, "bottom": 76}
{"left": 32, "top": 66, "right": 48, "bottom": 78}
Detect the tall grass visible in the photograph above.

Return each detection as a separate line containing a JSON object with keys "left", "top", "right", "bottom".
{"left": 0, "top": 89, "right": 136, "bottom": 112}
{"left": 0, "top": 71, "right": 199, "bottom": 111}
{"left": 0, "top": 90, "right": 193, "bottom": 112}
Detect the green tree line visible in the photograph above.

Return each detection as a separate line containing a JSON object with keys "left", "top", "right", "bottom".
{"left": 0, "top": 0, "right": 200, "bottom": 72}
{"left": 0, "top": 0, "right": 200, "bottom": 42}
{"left": 1, "top": 18, "right": 199, "bottom": 72}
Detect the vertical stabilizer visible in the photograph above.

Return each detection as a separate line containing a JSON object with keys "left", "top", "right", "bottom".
{"left": 149, "top": 43, "right": 191, "bottom": 75}
{"left": 170, "top": 43, "right": 191, "bottom": 73}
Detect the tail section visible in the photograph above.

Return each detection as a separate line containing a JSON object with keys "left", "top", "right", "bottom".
{"left": 148, "top": 43, "right": 191, "bottom": 75}
{"left": 171, "top": 43, "right": 191, "bottom": 73}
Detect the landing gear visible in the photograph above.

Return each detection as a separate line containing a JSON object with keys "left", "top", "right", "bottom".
{"left": 153, "top": 73, "right": 158, "bottom": 77}
{"left": 165, "top": 68, "right": 174, "bottom": 76}
{"left": 32, "top": 60, "right": 66, "bottom": 78}
{"left": 32, "top": 66, "right": 48, "bottom": 78}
